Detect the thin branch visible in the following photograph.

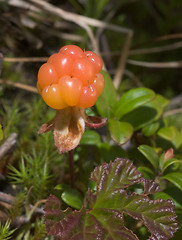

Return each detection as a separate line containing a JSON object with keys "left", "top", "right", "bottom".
{"left": 156, "top": 33, "right": 182, "bottom": 41}
{"left": 3, "top": 57, "right": 47, "bottom": 62}
{"left": 124, "top": 69, "right": 143, "bottom": 87}
{"left": 25, "top": 0, "right": 132, "bottom": 85}
{"left": 28, "top": 199, "right": 46, "bottom": 219}
{"left": 0, "top": 53, "right": 3, "bottom": 77}
{"left": 0, "top": 79, "right": 38, "bottom": 93}
{"left": 163, "top": 108, "right": 182, "bottom": 117}
{"left": 129, "top": 41, "right": 182, "bottom": 56}
{"left": 113, "top": 32, "right": 133, "bottom": 89}
{"left": 68, "top": 150, "right": 75, "bottom": 189}
{"left": 0, "top": 192, "right": 15, "bottom": 204}
{"left": 127, "top": 59, "right": 182, "bottom": 68}
{"left": 168, "top": 94, "right": 182, "bottom": 108}
{"left": 26, "top": 0, "right": 99, "bottom": 53}
{"left": 0, "top": 133, "right": 18, "bottom": 160}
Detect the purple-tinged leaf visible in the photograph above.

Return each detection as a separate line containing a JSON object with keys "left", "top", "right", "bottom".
{"left": 90, "top": 159, "right": 178, "bottom": 240}
{"left": 44, "top": 159, "right": 178, "bottom": 240}
{"left": 143, "top": 179, "right": 161, "bottom": 195}
{"left": 90, "top": 208, "right": 139, "bottom": 240}
{"left": 44, "top": 195, "right": 84, "bottom": 239}
{"left": 90, "top": 158, "right": 143, "bottom": 194}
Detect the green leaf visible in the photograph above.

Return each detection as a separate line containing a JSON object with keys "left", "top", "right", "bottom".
{"left": 161, "top": 158, "right": 180, "bottom": 173}
{"left": 80, "top": 130, "right": 101, "bottom": 145}
{"left": 162, "top": 172, "right": 182, "bottom": 191}
{"left": 0, "top": 124, "right": 3, "bottom": 141}
{"left": 108, "top": 119, "right": 133, "bottom": 145}
{"left": 142, "top": 122, "right": 160, "bottom": 136}
{"left": 138, "top": 145, "right": 159, "bottom": 171}
{"left": 156, "top": 94, "right": 169, "bottom": 108}
{"left": 61, "top": 189, "right": 83, "bottom": 210}
{"left": 114, "top": 87, "right": 155, "bottom": 119}
{"left": 158, "top": 126, "right": 177, "bottom": 141}
{"left": 158, "top": 126, "right": 182, "bottom": 148}
{"left": 96, "top": 71, "right": 117, "bottom": 118}
{"left": 122, "top": 95, "right": 163, "bottom": 130}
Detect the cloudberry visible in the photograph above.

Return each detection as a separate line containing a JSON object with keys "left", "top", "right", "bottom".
{"left": 37, "top": 45, "right": 104, "bottom": 109}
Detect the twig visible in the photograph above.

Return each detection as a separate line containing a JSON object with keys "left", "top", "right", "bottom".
{"left": 127, "top": 59, "right": 182, "bottom": 68}
{"left": 168, "top": 94, "right": 182, "bottom": 108}
{"left": 0, "top": 192, "right": 15, "bottom": 204}
{"left": 124, "top": 69, "right": 143, "bottom": 87}
{"left": 0, "top": 133, "right": 18, "bottom": 160}
{"left": 26, "top": 0, "right": 99, "bottom": 53}
{"left": 163, "top": 108, "right": 182, "bottom": 117}
{"left": 0, "top": 79, "right": 38, "bottom": 93}
{"left": 129, "top": 41, "right": 182, "bottom": 56}
{"left": 0, "top": 53, "right": 3, "bottom": 77}
{"left": 3, "top": 57, "right": 47, "bottom": 62}
{"left": 25, "top": 0, "right": 132, "bottom": 86}
{"left": 28, "top": 199, "right": 46, "bottom": 219}
{"left": 68, "top": 150, "right": 75, "bottom": 188}
{"left": 113, "top": 32, "right": 133, "bottom": 89}
{"left": 156, "top": 33, "right": 182, "bottom": 41}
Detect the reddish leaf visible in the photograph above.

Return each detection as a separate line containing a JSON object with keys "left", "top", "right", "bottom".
{"left": 44, "top": 159, "right": 178, "bottom": 240}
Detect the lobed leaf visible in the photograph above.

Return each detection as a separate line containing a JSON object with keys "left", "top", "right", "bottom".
{"left": 90, "top": 158, "right": 143, "bottom": 195}
{"left": 44, "top": 159, "right": 178, "bottom": 240}
{"left": 44, "top": 195, "right": 84, "bottom": 239}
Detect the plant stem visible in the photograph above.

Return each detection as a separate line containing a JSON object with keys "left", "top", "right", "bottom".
{"left": 68, "top": 150, "right": 75, "bottom": 188}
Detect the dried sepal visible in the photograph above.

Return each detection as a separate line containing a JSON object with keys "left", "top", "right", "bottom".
{"left": 38, "top": 107, "right": 85, "bottom": 154}
{"left": 38, "top": 118, "right": 55, "bottom": 134}
{"left": 54, "top": 107, "right": 85, "bottom": 154}
{"left": 84, "top": 115, "right": 107, "bottom": 129}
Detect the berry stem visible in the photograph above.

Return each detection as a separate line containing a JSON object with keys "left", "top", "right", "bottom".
{"left": 68, "top": 150, "right": 75, "bottom": 188}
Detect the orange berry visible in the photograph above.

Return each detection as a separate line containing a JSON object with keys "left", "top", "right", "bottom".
{"left": 93, "top": 73, "right": 105, "bottom": 96}
{"left": 77, "top": 84, "right": 98, "bottom": 108}
{"left": 72, "top": 58, "right": 96, "bottom": 86}
{"left": 84, "top": 51, "right": 103, "bottom": 73}
{"left": 42, "top": 84, "right": 67, "bottom": 109}
{"left": 48, "top": 53, "right": 74, "bottom": 78}
{"left": 38, "top": 63, "right": 58, "bottom": 89}
{"left": 47, "top": 53, "right": 57, "bottom": 63}
{"left": 37, "top": 82, "right": 42, "bottom": 95}
{"left": 59, "top": 45, "right": 83, "bottom": 59}
{"left": 59, "top": 76, "right": 83, "bottom": 106}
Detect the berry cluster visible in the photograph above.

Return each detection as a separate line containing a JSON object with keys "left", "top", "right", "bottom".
{"left": 37, "top": 45, "right": 104, "bottom": 109}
